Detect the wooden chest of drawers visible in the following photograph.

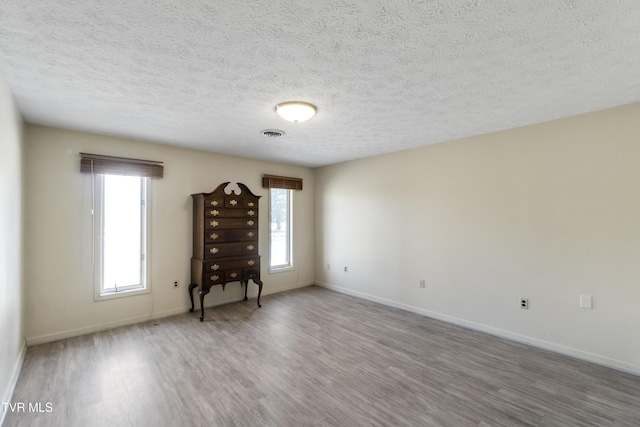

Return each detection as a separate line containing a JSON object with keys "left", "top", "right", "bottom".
{"left": 188, "top": 182, "right": 263, "bottom": 321}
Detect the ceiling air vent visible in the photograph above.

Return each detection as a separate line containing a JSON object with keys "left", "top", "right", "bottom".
{"left": 261, "top": 129, "right": 286, "bottom": 138}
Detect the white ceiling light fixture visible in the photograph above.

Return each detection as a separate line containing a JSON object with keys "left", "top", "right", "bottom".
{"left": 275, "top": 101, "right": 317, "bottom": 123}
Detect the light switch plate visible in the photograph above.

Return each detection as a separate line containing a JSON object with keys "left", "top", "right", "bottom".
{"left": 580, "top": 294, "right": 593, "bottom": 309}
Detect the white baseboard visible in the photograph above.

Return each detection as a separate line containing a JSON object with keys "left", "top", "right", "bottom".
{"left": 264, "top": 281, "right": 314, "bottom": 294}
{"left": 315, "top": 281, "right": 640, "bottom": 377}
{"left": 26, "top": 313, "right": 157, "bottom": 346}
{"left": 1, "top": 340, "right": 27, "bottom": 427}
{"left": 26, "top": 282, "right": 315, "bottom": 346}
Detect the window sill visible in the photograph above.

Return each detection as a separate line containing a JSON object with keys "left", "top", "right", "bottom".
{"left": 269, "top": 266, "right": 295, "bottom": 274}
{"left": 95, "top": 287, "right": 150, "bottom": 302}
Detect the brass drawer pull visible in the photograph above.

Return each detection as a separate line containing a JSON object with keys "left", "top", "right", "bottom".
{"left": 230, "top": 272, "right": 238, "bottom": 278}
{"left": 210, "top": 210, "right": 219, "bottom": 216}
{"left": 211, "top": 264, "right": 219, "bottom": 270}
{"left": 210, "top": 200, "right": 219, "bottom": 206}
{"left": 209, "top": 247, "right": 219, "bottom": 254}
{"left": 247, "top": 260, "right": 255, "bottom": 266}
{"left": 247, "top": 210, "right": 255, "bottom": 216}
{"left": 247, "top": 245, "right": 254, "bottom": 251}
{"left": 210, "top": 275, "right": 219, "bottom": 281}
{"left": 248, "top": 201, "right": 255, "bottom": 207}
{"left": 229, "top": 199, "right": 238, "bottom": 206}
{"left": 210, "top": 220, "right": 218, "bottom": 227}
{"left": 247, "top": 232, "right": 254, "bottom": 238}
{"left": 247, "top": 220, "right": 254, "bottom": 226}
{"left": 210, "top": 233, "right": 218, "bottom": 240}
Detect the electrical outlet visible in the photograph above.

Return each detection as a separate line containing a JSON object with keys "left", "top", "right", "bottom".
{"left": 520, "top": 298, "right": 529, "bottom": 309}
{"left": 344, "top": 266, "right": 348, "bottom": 272}
{"left": 326, "top": 263, "right": 330, "bottom": 270}
{"left": 419, "top": 279, "right": 426, "bottom": 288}
{"left": 174, "top": 281, "right": 179, "bottom": 287}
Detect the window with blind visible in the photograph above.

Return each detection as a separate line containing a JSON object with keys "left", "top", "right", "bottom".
{"left": 81, "top": 153, "right": 163, "bottom": 300}
{"left": 263, "top": 175, "right": 302, "bottom": 272}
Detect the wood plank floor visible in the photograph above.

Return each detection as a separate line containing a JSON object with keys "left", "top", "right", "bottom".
{"left": 5, "top": 286, "right": 640, "bottom": 426}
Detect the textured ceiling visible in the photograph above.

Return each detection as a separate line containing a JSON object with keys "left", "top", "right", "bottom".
{"left": 1, "top": 1, "right": 639, "bottom": 167}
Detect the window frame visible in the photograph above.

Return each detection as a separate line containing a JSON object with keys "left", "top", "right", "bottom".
{"left": 268, "top": 187, "right": 294, "bottom": 273}
{"left": 93, "top": 173, "right": 152, "bottom": 301}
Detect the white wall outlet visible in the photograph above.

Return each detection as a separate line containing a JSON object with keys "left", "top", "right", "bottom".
{"left": 580, "top": 294, "right": 593, "bottom": 309}
{"left": 520, "top": 298, "right": 529, "bottom": 309}
{"left": 419, "top": 279, "right": 426, "bottom": 288}
{"left": 344, "top": 266, "right": 348, "bottom": 272}
{"left": 173, "top": 281, "right": 179, "bottom": 287}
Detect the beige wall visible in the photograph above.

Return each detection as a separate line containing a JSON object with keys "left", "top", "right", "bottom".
{"left": 315, "top": 103, "right": 640, "bottom": 375}
{"left": 24, "top": 125, "right": 314, "bottom": 344}
{"left": 0, "top": 74, "right": 25, "bottom": 414}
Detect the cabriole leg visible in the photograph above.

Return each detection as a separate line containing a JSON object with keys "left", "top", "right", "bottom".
{"left": 198, "top": 289, "right": 210, "bottom": 321}
{"left": 188, "top": 283, "right": 198, "bottom": 313}
{"left": 255, "top": 279, "right": 263, "bottom": 308}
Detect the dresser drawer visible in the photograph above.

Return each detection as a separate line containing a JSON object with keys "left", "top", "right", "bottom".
{"left": 205, "top": 229, "right": 256, "bottom": 243}
{"left": 205, "top": 208, "right": 257, "bottom": 218}
{"left": 205, "top": 217, "right": 258, "bottom": 230}
{"left": 205, "top": 241, "right": 258, "bottom": 258}
{"left": 205, "top": 269, "right": 253, "bottom": 285}
{"left": 243, "top": 268, "right": 260, "bottom": 280}
{"left": 225, "top": 196, "right": 243, "bottom": 208}
{"left": 204, "top": 197, "right": 224, "bottom": 208}
{"left": 225, "top": 269, "right": 243, "bottom": 282}
{"left": 206, "top": 273, "right": 224, "bottom": 285}
{"left": 204, "top": 256, "right": 260, "bottom": 273}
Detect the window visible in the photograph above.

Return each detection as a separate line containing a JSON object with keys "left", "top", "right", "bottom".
{"left": 269, "top": 188, "right": 293, "bottom": 271}
{"left": 262, "top": 174, "right": 302, "bottom": 272}
{"left": 80, "top": 152, "right": 163, "bottom": 300}
{"left": 94, "top": 174, "right": 149, "bottom": 299}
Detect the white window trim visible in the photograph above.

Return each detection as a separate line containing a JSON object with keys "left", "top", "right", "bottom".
{"left": 93, "top": 174, "right": 152, "bottom": 301}
{"left": 269, "top": 188, "right": 295, "bottom": 274}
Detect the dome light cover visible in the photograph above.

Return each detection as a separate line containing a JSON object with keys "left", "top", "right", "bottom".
{"left": 275, "top": 101, "right": 317, "bottom": 123}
